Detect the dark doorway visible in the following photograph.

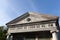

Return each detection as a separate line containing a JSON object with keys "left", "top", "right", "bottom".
{"left": 12, "top": 31, "right": 52, "bottom": 40}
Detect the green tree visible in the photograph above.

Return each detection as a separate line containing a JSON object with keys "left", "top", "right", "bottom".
{"left": 0, "top": 26, "right": 7, "bottom": 40}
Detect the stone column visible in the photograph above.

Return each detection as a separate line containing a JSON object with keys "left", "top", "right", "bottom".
{"left": 6, "top": 35, "right": 9, "bottom": 40}
{"left": 10, "top": 35, "right": 13, "bottom": 40}
{"left": 51, "top": 30, "right": 59, "bottom": 40}
{"left": 6, "top": 33, "right": 10, "bottom": 40}
{"left": 6, "top": 33, "right": 13, "bottom": 40}
{"left": 35, "top": 35, "right": 38, "bottom": 40}
{"left": 35, "top": 37, "right": 38, "bottom": 40}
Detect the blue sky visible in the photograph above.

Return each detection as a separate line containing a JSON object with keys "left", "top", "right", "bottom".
{"left": 0, "top": 0, "right": 60, "bottom": 26}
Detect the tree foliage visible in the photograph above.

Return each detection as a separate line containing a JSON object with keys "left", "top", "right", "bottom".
{"left": 0, "top": 26, "right": 7, "bottom": 40}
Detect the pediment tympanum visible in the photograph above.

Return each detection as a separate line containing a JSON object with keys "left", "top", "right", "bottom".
{"left": 6, "top": 12, "right": 58, "bottom": 25}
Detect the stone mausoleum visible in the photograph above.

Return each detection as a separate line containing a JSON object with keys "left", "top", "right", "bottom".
{"left": 6, "top": 12, "right": 59, "bottom": 40}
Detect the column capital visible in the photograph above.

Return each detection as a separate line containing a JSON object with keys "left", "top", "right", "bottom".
{"left": 10, "top": 35, "right": 13, "bottom": 40}
{"left": 6, "top": 33, "right": 11, "bottom": 36}
{"left": 52, "top": 31, "right": 58, "bottom": 40}
{"left": 50, "top": 30, "right": 59, "bottom": 33}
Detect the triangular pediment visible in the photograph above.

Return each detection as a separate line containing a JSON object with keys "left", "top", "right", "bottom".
{"left": 6, "top": 12, "right": 58, "bottom": 25}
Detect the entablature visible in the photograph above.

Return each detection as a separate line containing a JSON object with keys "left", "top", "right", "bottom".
{"left": 7, "top": 22, "right": 57, "bottom": 33}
